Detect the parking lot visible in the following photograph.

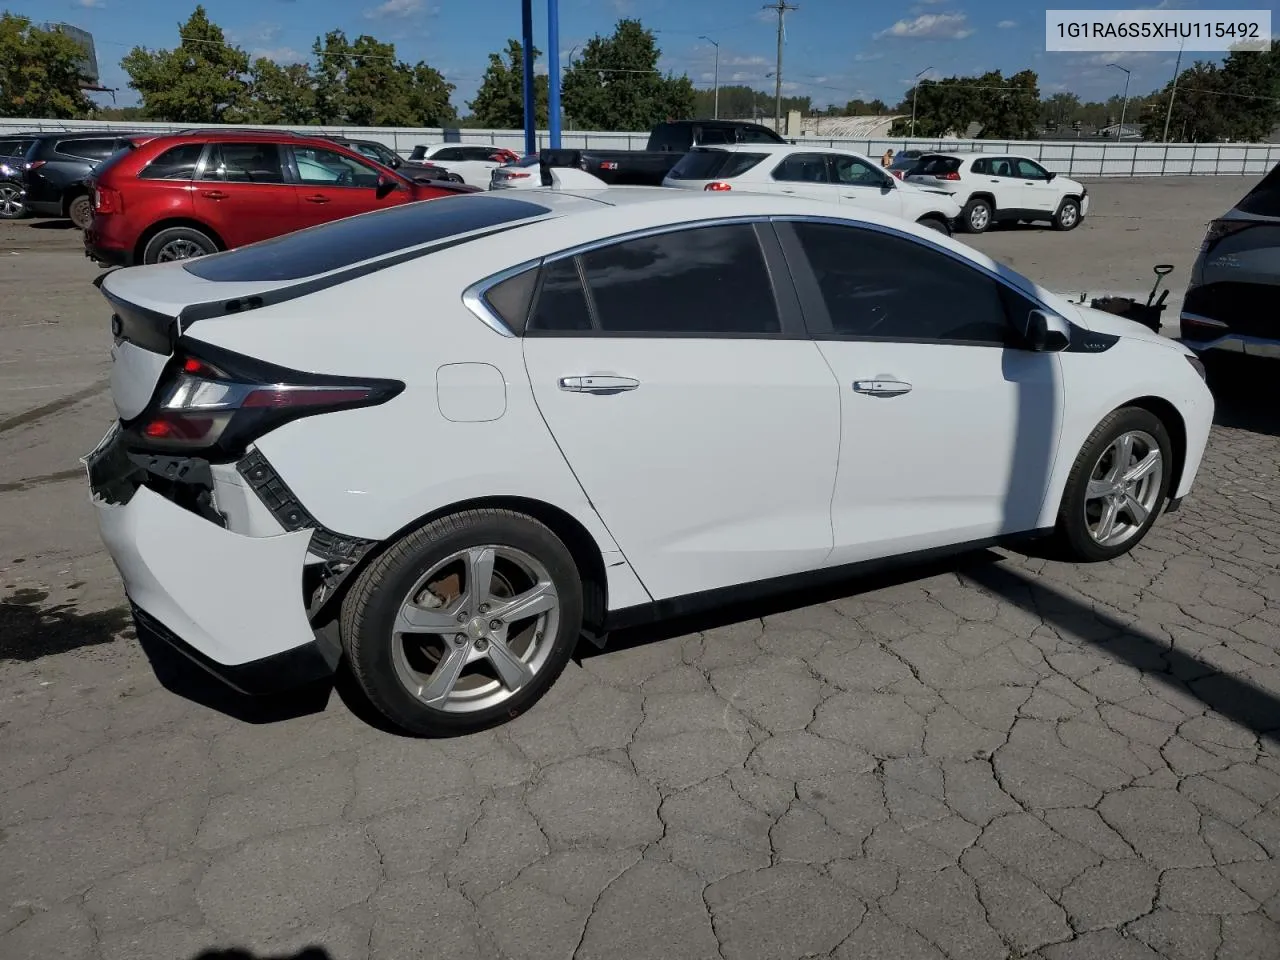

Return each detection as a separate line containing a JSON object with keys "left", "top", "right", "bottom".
{"left": 1, "top": 176, "right": 1277, "bottom": 960}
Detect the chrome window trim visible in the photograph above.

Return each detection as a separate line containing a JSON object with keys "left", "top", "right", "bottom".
{"left": 461, "top": 256, "right": 544, "bottom": 338}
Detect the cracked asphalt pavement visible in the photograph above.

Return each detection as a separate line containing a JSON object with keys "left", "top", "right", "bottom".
{"left": 2, "top": 178, "right": 1278, "bottom": 960}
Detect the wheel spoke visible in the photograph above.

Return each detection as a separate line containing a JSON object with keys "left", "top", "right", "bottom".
{"left": 485, "top": 636, "right": 535, "bottom": 692}
{"left": 466, "top": 547, "right": 496, "bottom": 607}
{"left": 1123, "top": 493, "right": 1149, "bottom": 525}
{"left": 1107, "top": 434, "right": 1134, "bottom": 481}
{"left": 491, "top": 581, "right": 557, "bottom": 623}
{"left": 1095, "top": 498, "right": 1120, "bottom": 541}
{"left": 1124, "top": 450, "right": 1160, "bottom": 484}
{"left": 421, "top": 642, "right": 470, "bottom": 706}
{"left": 1086, "top": 478, "right": 1113, "bottom": 500}
{"left": 395, "top": 602, "right": 465, "bottom": 634}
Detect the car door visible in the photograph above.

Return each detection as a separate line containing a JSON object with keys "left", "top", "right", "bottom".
{"left": 987, "top": 156, "right": 1033, "bottom": 211}
{"left": 769, "top": 152, "right": 843, "bottom": 203}
{"left": 459, "top": 146, "right": 505, "bottom": 185}
{"left": 828, "top": 153, "right": 903, "bottom": 217}
{"left": 287, "top": 144, "right": 409, "bottom": 228}
{"left": 192, "top": 142, "right": 299, "bottom": 249}
{"left": 775, "top": 218, "right": 1065, "bottom": 564}
{"left": 521, "top": 221, "right": 842, "bottom": 601}
{"left": 1012, "top": 157, "right": 1061, "bottom": 215}
{"left": 426, "top": 146, "right": 469, "bottom": 181}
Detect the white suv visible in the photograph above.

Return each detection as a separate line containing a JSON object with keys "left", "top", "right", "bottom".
{"left": 906, "top": 152, "right": 1089, "bottom": 234}
{"left": 663, "top": 144, "right": 962, "bottom": 234}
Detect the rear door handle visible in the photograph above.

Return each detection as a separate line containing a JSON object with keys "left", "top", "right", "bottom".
{"left": 852, "top": 378, "right": 913, "bottom": 397}
{"left": 558, "top": 375, "right": 640, "bottom": 394}
{"left": 200, "top": 190, "right": 228, "bottom": 200}
{"left": 302, "top": 194, "right": 331, "bottom": 204}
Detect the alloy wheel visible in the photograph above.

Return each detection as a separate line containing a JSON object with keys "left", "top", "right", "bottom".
{"left": 1083, "top": 429, "right": 1164, "bottom": 548}
{"left": 1060, "top": 203, "right": 1078, "bottom": 227}
{"left": 0, "top": 183, "right": 23, "bottom": 218}
{"left": 390, "top": 545, "right": 560, "bottom": 713}
{"left": 156, "top": 239, "right": 207, "bottom": 262}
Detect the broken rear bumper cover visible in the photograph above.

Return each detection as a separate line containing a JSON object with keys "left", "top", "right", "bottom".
{"left": 85, "top": 426, "right": 342, "bottom": 695}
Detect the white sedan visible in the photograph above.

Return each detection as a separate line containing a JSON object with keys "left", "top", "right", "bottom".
{"left": 85, "top": 183, "right": 1213, "bottom": 736}
{"left": 663, "top": 143, "right": 962, "bottom": 234}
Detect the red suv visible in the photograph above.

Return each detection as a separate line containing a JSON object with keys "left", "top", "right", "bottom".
{"left": 84, "top": 130, "right": 480, "bottom": 267}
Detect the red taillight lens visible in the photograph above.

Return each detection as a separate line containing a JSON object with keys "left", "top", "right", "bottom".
{"left": 939, "top": 171, "right": 961, "bottom": 181}
{"left": 704, "top": 181, "right": 732, "bottom": 192}
{"left": 125, "top": 347, "right": 403, "bottom": 459}
{"left": 891, "top": 170, "right": 903, "bottom": 179}
{"left": 504, "top": 172, "right": 532, "bottom": 180}
{"left": 93, "top": 186, "right": 123, "bottom": 214}
{"left": 25, "top": 160, "right": 46, "bottom": 171}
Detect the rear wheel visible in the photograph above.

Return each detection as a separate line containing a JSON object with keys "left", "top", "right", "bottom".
{"left": 67, "top": 193, "right": 93, "bottom": 230}
{"left": 962, "top": 198, "right": 992, "bottom": 233}
{"left": 341, "top": 509, "right": 584, "bottom": 737}
{"left": 447, "top": 173, "right": 465, "bottom": 184}
{"left": 141, "top": 226, "right": 218, "bottom": 264}
{"left": 1053, "top": 407, "right": 1172, "bottom": 562}
{"left": 0, "top": 182, "right": 24, "bottom": 219}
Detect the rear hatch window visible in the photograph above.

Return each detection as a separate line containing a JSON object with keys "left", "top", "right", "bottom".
{"left": 668, "top": 149, "right": 769, "bottom": 181}
{"left": 182, "top": 194, "right": 552, "bottom": 283}
{"left": 646, "top": 123, "right": 694, "bottom": 153}
{"left": 915, "top": 156, "right": 962, "bottom": 176}
{"left": 1236, "top": 163, "right": 1280, "bottom": 218}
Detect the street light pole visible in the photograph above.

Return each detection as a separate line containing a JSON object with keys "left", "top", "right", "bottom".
{"left": 1163, "top": 39, "right": 1185, "bottom": 143}
{"left": 699, "top": 35, "right": 720, "bottom": 119}
{"left": 910, "top": 66, "right": 932, "bottom": 138}
{"left": 1108, "top": 62, "right": 1131, "bottom": 138}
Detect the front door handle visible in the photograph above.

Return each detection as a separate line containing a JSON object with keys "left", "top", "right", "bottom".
{"left": 852, "top": 378, "right": 912, "bottom": 397}
{"left": 200, "top": 190, "right": 228, "bottom": 200}
{"left": 302, "top": 194, "right": 331, "bottom": 204}
{"left": 558, "top": 375, "right": 640, "bottom": 395}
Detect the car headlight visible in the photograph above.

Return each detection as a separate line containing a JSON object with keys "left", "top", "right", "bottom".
{"left": 0, "top": 163, "right": 13, "bottom": 177}
{"left": 1185, "top": 354, "right": 1206, "bottom": 380}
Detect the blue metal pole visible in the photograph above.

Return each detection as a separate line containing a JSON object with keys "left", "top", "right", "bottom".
{"left": 547, "top": 0, "right": 562, "bottom": 148}
{"left": 521, "top": 0, "right": 536, "bottom": 156}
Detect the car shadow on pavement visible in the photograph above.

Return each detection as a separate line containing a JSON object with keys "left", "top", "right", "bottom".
{"left": 966, "top": 562, "right": 1280, "bottom": 746}
{"left": 1205, "top": 353, "right": 1278, "bottom": 438}
{"left": 136, "top": 630, "right": 335, "bottom": 725}
{"left": 26, "top": 219, "right": 75, "bottom": 230}
{"left": 188, "top": 949, "right": 333, "bottom": 960}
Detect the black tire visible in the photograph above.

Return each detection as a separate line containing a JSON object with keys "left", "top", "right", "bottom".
{"left": 340, "top": 508, "right": 584, "bottom": 737}
{"left": 141, "top": 226, "right": 218, "bottom": 265}
{"left": 917, "top": 216, "right": 952, "bottom": 236}
{"left": 1052, "top": 407, "right": 1173, "bottom": 562}
{"left": 962, "top": 197, "right": 992, "bottom": 234}
{"left": 67, "top": 193, "right": 93, "bottom": 230}
{"left": 447, "top": 173, "right": 465, "bottom": 184}
{"left": 1053, "top": 197, "right": 1082, "bottom": 231}
{"left": 0, "top": 182, "right": 24, "bottom": 219}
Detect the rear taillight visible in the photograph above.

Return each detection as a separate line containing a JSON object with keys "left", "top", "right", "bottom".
{"left": 938, "top": 171, "right": 961, "bottom": 181}
{"left": 891, "top": 170, "right": 904, "bottom": 179}
{"left": 704, "top": 181, "right": 732, "bottom": 192}
{"left": 24, "top": 160, "right": 45, "bottom": 171}
{"left": 502, "top": 171, "right": 532, "bottom": 180}
{"left": 124, "top": 343, "right": 404, "bottom": 460}
{"left": 1199, "top": 218, "right": 1253, "bottom": 253}
{"left": 94, "top": 186, "right": 123, "bottom": 214}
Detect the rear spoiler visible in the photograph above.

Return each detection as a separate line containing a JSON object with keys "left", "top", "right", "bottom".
{"left": 546, "top": 167, "right": 610, "bottom": 191}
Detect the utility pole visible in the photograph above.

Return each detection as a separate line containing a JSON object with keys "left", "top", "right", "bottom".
{"left": 762, "top": 1, "right": 797, "bottom": 135}
{"left": 1108, "top": 63, "right": 1131, "bottom": 139}
{"left": 1162, "top": 39, "right": 1184, "bottom": 143}
{"left": 700, "top": 35, "right": 720, "bottom": 119}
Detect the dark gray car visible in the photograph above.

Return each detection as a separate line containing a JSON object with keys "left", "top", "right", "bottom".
{"left": 0, "top": 134, "right": 38, "bottom": 219}
{"left": 1180, "top": 163, "right": 1280, "bottom": 359}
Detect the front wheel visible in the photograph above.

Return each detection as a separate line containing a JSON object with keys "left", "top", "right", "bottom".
{"left": 1053, "top": 407, "right": 1173, "bottom": 562}
{"left": 68, "top": 193, "right": 93, "bottom": 230}
{"left": 917, "top": 216, "right": 952, "bottom": 236}
{"left": 340, "top": 509, "right": 584, "bottom": 737}
{"left": 447, "top": 173, "right": 465, "bottom": 184}
{"left": 1054, "top": 198, "right": 1082, "bottom": 231}
{"left": 0, "top": 182, "right": 24, "bottom": 219}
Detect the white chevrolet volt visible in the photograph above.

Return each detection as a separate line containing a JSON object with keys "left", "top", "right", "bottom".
{"left": 85, "top": 175, "right": 1215, "bottom": 736}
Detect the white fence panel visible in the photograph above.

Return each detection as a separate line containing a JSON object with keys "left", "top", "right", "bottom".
{"left": 3, "top": 117, "right": 1277, "bottom": 177}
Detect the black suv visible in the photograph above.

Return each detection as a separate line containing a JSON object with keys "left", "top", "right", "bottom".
{"left": 0, "top": 133, "right": 38, "bottom": 220}
{"left": 21, "top": 131, "right": 146, "bottom": 228}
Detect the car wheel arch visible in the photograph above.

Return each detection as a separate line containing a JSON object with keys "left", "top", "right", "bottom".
{"left": 61, "top": 186, "right": 90, "bottom": 216}
{"left": 313, "top": 494, "right": 612, "bottom": 644}
{"left": 967, "top": 191, "right": 997, "bottom": 210}
{"left": 134, "top": 218, "right": 226, "bottom": 264}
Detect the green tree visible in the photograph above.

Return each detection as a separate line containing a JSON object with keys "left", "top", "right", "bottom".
{"left": 1040, "top": 92, "right": 1081, "bottom": 128}
{"left": 311, "top": 30, "right": 455, "bottom": 126}
{"left": 890, "top": 69, "right": 1039, "bottom": 139}
{"left": 242, "top": 58, "right": 316, "bottom": 125}
{"left": 400, "top": 61, "right": 457, "bottom": 127}
{"left": 467, "top": 39, "right": 547, "bottom": 128}
{"left": 843, "top": 97, "right": 889, "bottom": 115}
{"left": 1141, "top": 61, "right": 1229, "bottom": 141}
{"left": 561, "top": 19, "right": 694, "bottom": 131}
{"left": 121, "top": 5, "right": 249, "bottom": 123}
{"left": 1216, "top": 40, "right": 1279, "bottom": 141}
{"left": 0, "top": 13, "right": 96, "bottom": 118}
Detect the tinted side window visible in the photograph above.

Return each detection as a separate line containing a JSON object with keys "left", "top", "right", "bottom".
{"left": 646, "top": 123, "right": 693, "bottom": 152}
{"left": 293, "top": 145, "right": 380, "bottom": 186}
{"left": 831, "top": 154, "right": 886, "bottom": 186}
{"left": 970, "top": 158, "right": 990, "bottom": 175}
{"left": 579, "top": 224, "right": 781, "bottom": 335}
{"left": 528, "top": 258, "right": 593, "bottom": 331}
{"left": 464, "top": 147, "right": 498, "bottom": 161}
{"left": 697, "top": 127, "right": 734, "bottom": 145}
{"left": 1016, "top": 158, "right": 1048, "bottom": 179}
{"left": 55, "top": 138, "right": 117, "bottom": 161}
{"left": 201, "top": 143, "right": 285, "bottom": 183}
{"left": 991, "top": 158, "right": 1016, "bottom": 177}
{"left": 773, "top": 154, "right": 831, "bottom": 183}
{"left": 139, "top": 143, "right": 205, "bottom": 180}
{"left": 434, "top": 147, "right": 465, "bottom": 161}
{"left": 792, "top": 222, "right": 1010, "bottom": 344}
{"left": 740, "top": 127, "right": 783, "bottom": 144}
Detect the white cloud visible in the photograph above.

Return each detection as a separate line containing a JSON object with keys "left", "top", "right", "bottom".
{"left": 76, "top": 0, "right": 105, "bottom": 8}
{"left": 726, "top": 55, "right": 770, "bottom": 68}
{"left": 251, "top": 46, "right": 306, "bottom": 64}
{"left": 875, "top": 13, "right": 975, "bottom": 40}
{"left": 997, "top": 20, "right": 1017, "bottom": 28}
{"left": 365, "top": 0, "right": 422, "bottom": 19}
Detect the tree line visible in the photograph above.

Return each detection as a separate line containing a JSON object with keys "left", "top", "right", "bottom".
{"left": 2, "top": 6, "right": 1276, "bottom": 142}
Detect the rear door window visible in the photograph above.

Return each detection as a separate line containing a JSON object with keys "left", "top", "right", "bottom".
{"left": 200, "top": 142, "right": 286, "bottom": 183}
{"left": 646, "top": 123, "right": 694, "bottom": 153}
{"left": 772, "top": 153, "right": 832, "bottom": 183}
{"left": 55, "top": 138, "right": 118, "bottom": 161}
{"left": 138, "top": 142, "right": 206, "bottom": 180}
{"left": 1236, "top": 164, "right": 1280, "bottom": 218}
{"left": 667, "top": 149, "right": 767, "bottom": 181}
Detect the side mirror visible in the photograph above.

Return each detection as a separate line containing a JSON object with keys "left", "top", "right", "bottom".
{"left": 1045, "top": 171, "right": 1057, "bottom": 181}
{"left": 375, "top": 176, "right": 399, "bottom": 199}
{"left": 1021, "top": 309, "right": 1071, "bottom": 352}
{"left": 881, "top": 176, "right": 895, "bottom": 191}
{"left": 388, "top": 157, "right": 401, "bottom": 169}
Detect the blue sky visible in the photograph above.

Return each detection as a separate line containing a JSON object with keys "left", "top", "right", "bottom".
{"left": 16, "top": 0, "right": 1241, "bottom": 114}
